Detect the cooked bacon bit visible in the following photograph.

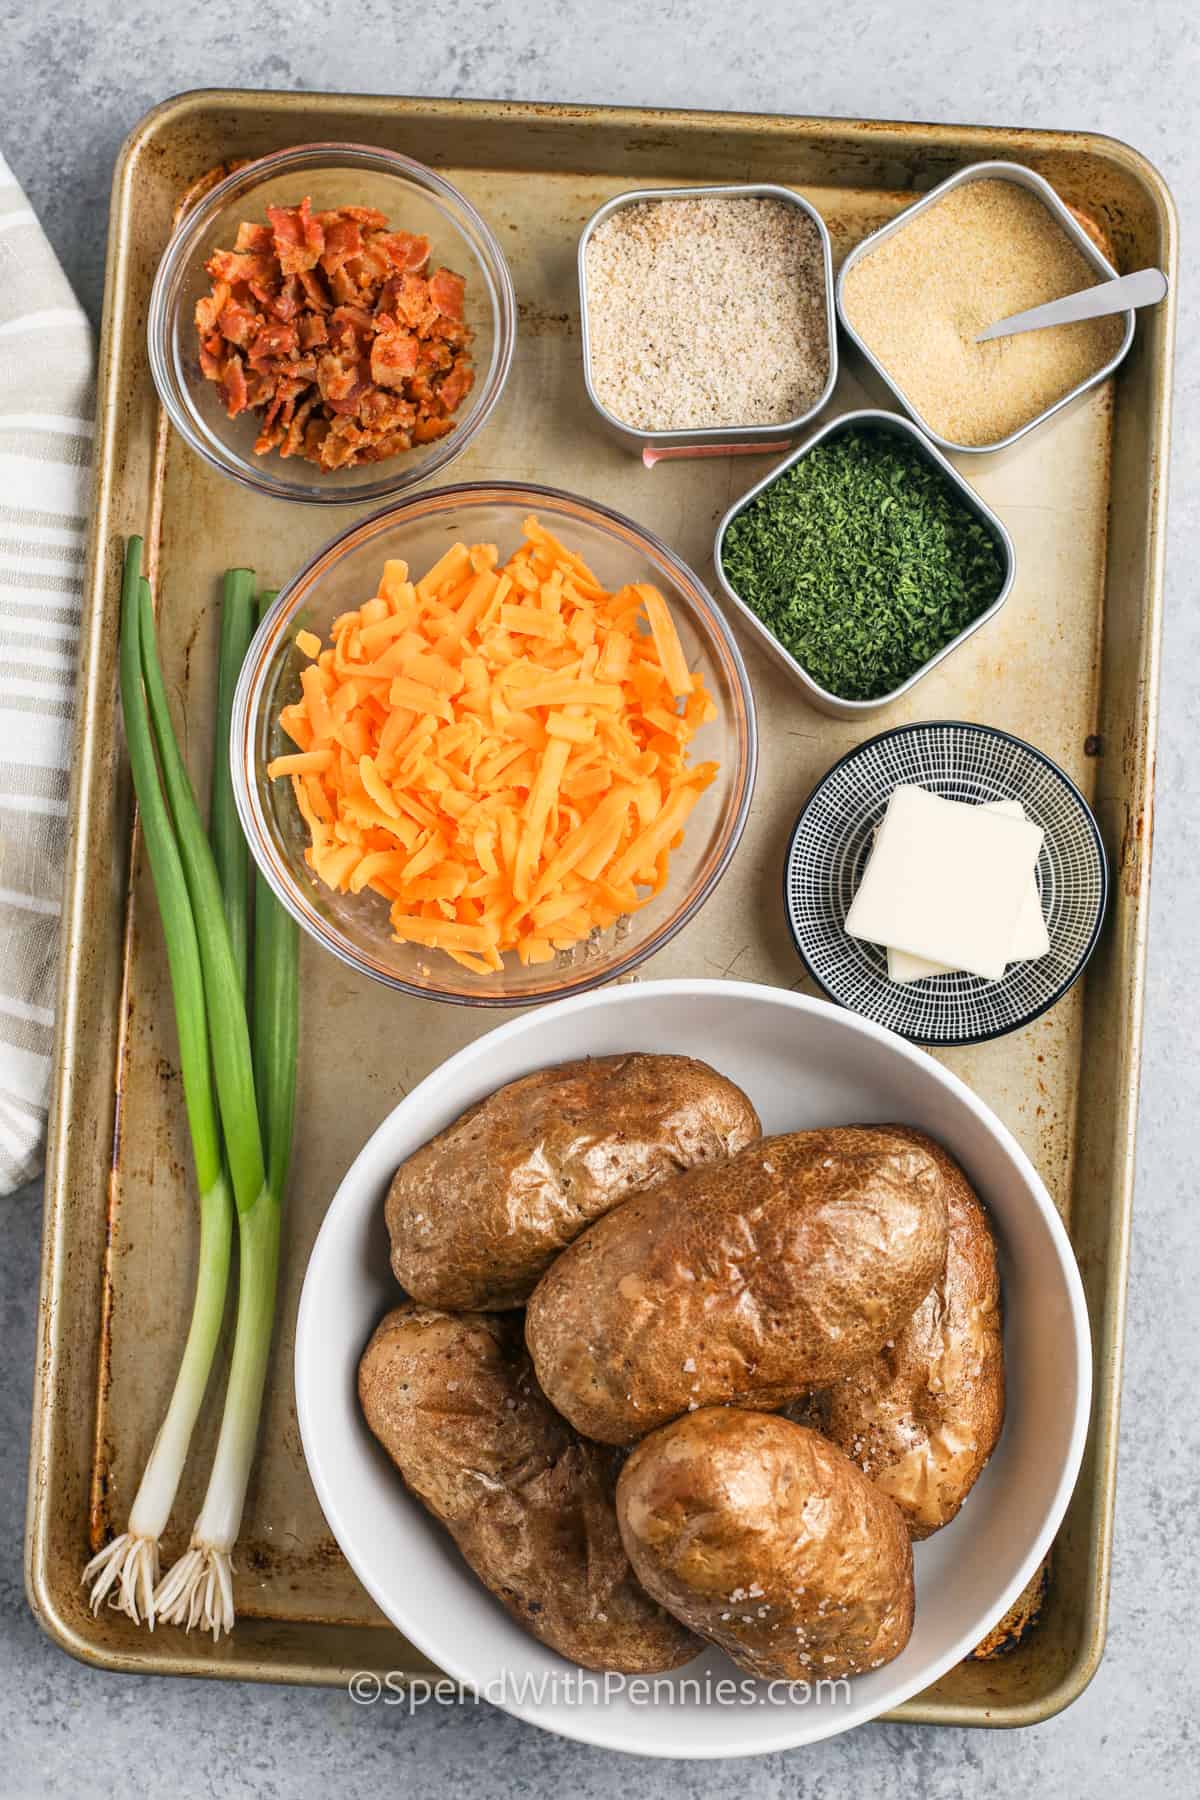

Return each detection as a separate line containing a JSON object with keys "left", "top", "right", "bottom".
{"left": 386, "top": 271, "right": 438, "bottom": 334}
{"left": 328, "top": 304, "right": 374, "bottom": 356}
{"left": 438, "top": 361, "right": 474, "bottom": 412}
{"left": 268, "top": 197, "right": 325, "bottom": 275}
{"left": 242, "top": 366, "right": 270, "bottom": 409}
{"left": 298, "top": 312, "right": 328, "bottom": 350}
{"left": 359, "top": 388, "right": 415, "bottom": 430}
{"left": 378, "top": 230, "right": 431, "bottom": 273}
{"left": 194, "top": 281, "right": 230, "bottom": 337}
{"left": 332, "top": 204, "right": 389, "bottom": 229}
{"left": 282, "top": 391, "right": 321, "bottom": 459}
{"left": 198, "top": 336, "right": 224, "bottom": 381}
{"left": 320, "top": 216, "right": 362, "bottom": 275}
{"left": 247, "top": 320, "right": 299, "bottom": 364}
{"left": 412, "top": 416, "right": 456, "bottom": 444}
{"left": 267, "top": 274, "right": 302, "bottom": 320}
{"left": 327, "top": 264, "right": 359, "bottom": 306}
{"left": 195, "top": 196, "right": 474, "bottom": 471}
{"left": 217, "top": 301, "right": 260, "bottom": 348}
{"left": 317, "top": 350, "right": 367, "bottom": 409}
{"left": 234, "top": 221, "right": 273, "bottom": 254}
{"left": 428, "top": 267, "right": 466, "bottom": 320}
{"left": 220, "top": 355, "right": 249, "bottom": 416}
{"left": 370, "top": 329, "right": 420, "bottom": 388}
{"left": 206, "top": 247, "right": 276, "bottom": 287}
{"left": 298, "top": 266, "right": 332, "bottom": 312}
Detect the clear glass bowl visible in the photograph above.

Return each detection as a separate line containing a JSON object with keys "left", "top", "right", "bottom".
{"left": 147, "top": 143, "right": 516, "bottom": 505}
{"left": 231, "top": 484, "right": 757, "bottom": 1005}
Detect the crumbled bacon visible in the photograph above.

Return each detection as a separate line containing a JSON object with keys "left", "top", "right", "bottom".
{"left": 234, "top": 221, "right": 273, "bottom": 255}
{"left": 195, "top": 281, "right": 230, "bottom": 337}
{"left": 320, "top": 215, "right": 362, "bottom": 275}
{"left": 217, "top": 300, "right": 260, "bottom": 348}
{"left": 332, "top": 204, "right": 389, "bottom": 229}
{"left": 207, "top": 247, "right": 276, "bottom": 287}
{"left": 220, "top": 355, "right": 249, "bottom": 417}
{"left": 298, "top": 312, "right": 328, "bottom": 350}
{"left": 298, "top": 267, "right": 332, "bottom": 312}
{"left": 195, "top": 196, "right": 474, "bottom": 470}
{"left": 428, "top": 267, "right": 466, "bottom": 320}
{"left": 267, "top": 197, "right": 324, "bottom": 275}
{"left": 378, "top": 230, "right": 432, "bottom": 273}
{"left": 438, "top": 361, "right": 474, "bottom": 412}
{"left": 247, "top": 320, "right": 299, "bottom": 364}
{"left": 371, "top": 328, "right": 420, "bottom": 388}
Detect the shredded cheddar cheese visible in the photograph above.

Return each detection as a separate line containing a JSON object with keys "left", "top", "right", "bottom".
{"left": 269, "top": 516, "right": 719, "bottom": 973}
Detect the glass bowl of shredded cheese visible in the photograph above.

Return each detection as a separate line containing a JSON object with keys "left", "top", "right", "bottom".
{"left": 231, "top": 482, "right": 757, "bottom": 1003}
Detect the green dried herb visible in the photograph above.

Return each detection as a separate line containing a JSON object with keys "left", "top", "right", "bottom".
{"left": 720, "top": 428, "right": 1006, "bottom": 701}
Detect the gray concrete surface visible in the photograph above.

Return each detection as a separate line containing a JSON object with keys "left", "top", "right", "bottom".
{"left": 1, "top": 1, "right": 1196, "bottom": 1794}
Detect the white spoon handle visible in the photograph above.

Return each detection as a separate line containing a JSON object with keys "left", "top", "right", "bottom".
{"left": 976, "top": 267, "right": 1168, "bottom": 343}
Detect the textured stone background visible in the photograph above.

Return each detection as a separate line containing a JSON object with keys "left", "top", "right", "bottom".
{"left": 1, "top": 1, "right": 1196, "bottom": 1794}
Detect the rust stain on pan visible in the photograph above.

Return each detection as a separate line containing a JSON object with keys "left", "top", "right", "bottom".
{"left": 969, "top": 1556, "right": 1051, "bottom": 1659}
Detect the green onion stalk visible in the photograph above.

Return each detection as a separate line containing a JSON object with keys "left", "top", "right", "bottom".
{"left": 154, "top": 587, "right": 299, "bottom": 1639}
{"left": 86, "top": 547, "right": 297, "bottom": 1639}
{"left": 210, "top": 569, "right": 257, "bottom": 992}
{"left": 83, "top": 543, "right": 238, "bottom": 1625}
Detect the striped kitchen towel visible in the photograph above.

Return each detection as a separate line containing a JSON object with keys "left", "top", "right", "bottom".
{"left": 0, "top": 151, "right": 95, "bottom": 1193}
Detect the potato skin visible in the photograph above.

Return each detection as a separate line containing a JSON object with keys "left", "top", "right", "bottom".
{"left": 358, "top": 1304, "right": 700, "bottom": 1673}
{"left": 525, "top": 1127, "right": 949, "bottom": 1444}
{"left": 386, "top": 1054, "right": 761, "bottom": 1311}
{"left": 790, "top": 1131, "right": 1004, "bottom": 1538}
{"left": 617, "top": 1409, "right": 914, "bottom": 1681}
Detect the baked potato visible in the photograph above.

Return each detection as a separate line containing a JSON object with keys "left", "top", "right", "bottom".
{"left": 617, "top": 1408, "right": 915, "bottom": 1681}
{"left": 358, "top": 1303, "right": 700, "bottom": 1673}
{"left": 525, "top": 1126, "right": 950, "bottom": 1444}
{"left": 789, "top": 1131, "right": 1004, "bottom": 1538}
{"left": 386, "top": 1053, "right": 761, "bottom": 1310}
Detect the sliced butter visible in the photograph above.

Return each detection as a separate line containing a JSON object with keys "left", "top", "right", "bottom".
{"left": 845, "top": 784, "right": 1044, "bottom": 982}
{"left": 887, "top": 799, "right": 1050, "bottom": 982}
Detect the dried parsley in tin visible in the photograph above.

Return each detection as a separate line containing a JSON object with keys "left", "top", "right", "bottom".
{"left": 719, "top": 427, "right": 1006, "bottom": 701}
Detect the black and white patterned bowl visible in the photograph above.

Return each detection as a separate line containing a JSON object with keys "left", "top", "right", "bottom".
{"left": 784, "top": 722, "right": 1108, "bottom": 1046}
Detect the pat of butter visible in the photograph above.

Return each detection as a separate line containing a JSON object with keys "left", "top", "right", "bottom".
{"left": 845, "top": 785, "right": 1044, "bottom": 982}
{"left": 888, "top": 800, "right": 1050, "bottom": 982}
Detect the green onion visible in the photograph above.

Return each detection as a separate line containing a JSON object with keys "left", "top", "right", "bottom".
{"left": 211, "top": 569, "right": 256, "bottom": 991}
{"left": 83, "top": 541, "right": 234, "bottom": 1625}
{"left": 88, "top": 545, "right": 299, "bottom": 1641}
{"left": 154, "top": 586, "right": 299, "bottom": 1640}
{"left": 136, "top": 577, "right": 266, "bottom": 1216}
{"left": 252, "top": 592, "right": 300, "bottom": 1201}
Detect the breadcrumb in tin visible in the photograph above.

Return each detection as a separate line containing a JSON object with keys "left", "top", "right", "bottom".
{"left": 584, "top": 195, "right": 829, "bottom": 432}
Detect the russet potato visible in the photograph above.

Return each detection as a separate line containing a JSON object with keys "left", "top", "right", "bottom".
{"left": 358, "top": 1303, "right": 700, "bottom": 1674}
{"left": 525, "top": 1126, "right": 950, "bottom": 1444}
{"left": 790, "top": 1129, "right": 1004, "bottom": 1538}
{"left": 617, "top": 1408, "right": 915, "bottom": 1681}
{"left": 386, "top": 1053, "right": 760, "bottom": 1310}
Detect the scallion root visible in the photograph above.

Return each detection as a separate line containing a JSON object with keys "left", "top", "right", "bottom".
{"left": 153, "top": 1543, "right": 236, "bottom": 1639}
{"left": 82, "top": 1532, "right": 161, "bottom": 1627}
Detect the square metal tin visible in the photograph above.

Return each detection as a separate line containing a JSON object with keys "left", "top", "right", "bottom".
{"left": 714, "top": 408, "right": 1017, "bottom": 719}
{"left": 835, "top": 160, "right": 1136, "bottom": 457}
{"left": 577, "top": 182, "right": 838, "bottom": 456}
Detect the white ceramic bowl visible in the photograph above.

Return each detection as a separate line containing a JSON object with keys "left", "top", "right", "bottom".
{"left": 295, "top": 979, "right": 1091, "bottom": 1757}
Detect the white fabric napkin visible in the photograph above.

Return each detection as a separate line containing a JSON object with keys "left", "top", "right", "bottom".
{"left": 0, "top": 151, "right": 94, "bottom": 1193}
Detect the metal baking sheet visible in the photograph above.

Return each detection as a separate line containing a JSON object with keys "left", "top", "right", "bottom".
{"left": 26, "top": 92, "right": 1176, "bottom": 1723}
